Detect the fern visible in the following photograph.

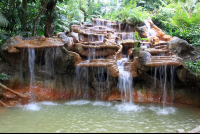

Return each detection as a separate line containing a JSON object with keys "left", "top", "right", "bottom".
{"left": 0, "top": 12, "right": 9, "bottom": 27}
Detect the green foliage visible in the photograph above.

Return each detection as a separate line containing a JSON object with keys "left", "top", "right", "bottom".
{"left": 168, "top": 26, "right": 200, "bottom": 46}
{"left": 185, "top": 61, "right": 200, "bottom": 75}
{"left": 0, "top": 73, "right": 9, "bottom": 80}
{"left": 137, "top": 0, "right": 166, "bottom": 11}
{"left": 134, "top": 31, "right": 150, "bottom": 52}
{"left": 151, "top": 6, "right": 176, "bottom": 32}
{"left": 172, "top": 7, "right": 200, "bottom": 28}
{"left": 0, "top": 12, "right": 9, "bottom": 27}
{"left": 127, "top": 7, "right": 150, "bottom": 26}
{"left": 103, "top": 3, "right": 149, "bottom": 24}
{"left": 134, "top": 31, "right": 150, "bottom": 41}
{"left": 0, "top": 0, "right": 199, "bottom": 47}
{"left": 150, "top": 1, "right": 200, "bottom": 46}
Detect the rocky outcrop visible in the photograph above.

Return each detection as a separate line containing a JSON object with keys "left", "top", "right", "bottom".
{"left": 168, "top": 37, "right": 200, "bottom": 62}
{"left": 177, "top": 66, "right": 200, "bottom": 90}
{"left": 1, "top": 35, "right": 22, "bottom": 52}
{"left": 0, "top": 17, "right": 200, "bottom": 107}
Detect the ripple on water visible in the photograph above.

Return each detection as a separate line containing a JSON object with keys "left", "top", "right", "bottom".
{"left": 65, "top": 100, "right": 91, "bottom": 105}
{"left": 22, "top": 103, "right": 41, "bottom": 111}
{"left": 92, "top": 101, "right": 112, "bottom": 107}
{"left": 40, "top": 101, "right": 58, "bottom": 106}
{"left": 149, "top": 106, "right": 176, "bottom": 115}
{"left": 113, "top": 103, "right": 145, "bottom": 112}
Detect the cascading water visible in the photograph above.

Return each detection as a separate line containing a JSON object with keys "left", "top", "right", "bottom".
{"left": 156, "top": 65, "right": 175, "bottom": 108}
{"left": 170, "top": 65, "right": 175, "bottom": 105}
{"left": 118, "top": 24, "right": 121, "bottom": 32}
{"left": 28, "top": 48, "right": 35, "bottom": 88}
{"left": 144, "top": 20, "right": 156, "bottom": 37}
{"left": 163, "top": 65, "right": 167, "bottom": 108}
{"left": 117, "top": 58, "right": 133, "bottom": 103}
{"left": 97, "top": 35, "right": 104, "bottom": 42}
{"left": 28, "top": 48, "right": 36, "bottom": 101}
{"left": 44, "top": 48, "right": 56, "bottom": 77}
{"left": 75, "top": 66, "right": 89, "bottom": 98}
{"left": 92, "top": 67, "right": 110, "bottom": 100}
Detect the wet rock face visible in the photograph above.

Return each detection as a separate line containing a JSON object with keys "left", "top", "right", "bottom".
{"left": 89, "top": 67, "right": 115, "bottom": 92}
{"left": 1, "top": 17, "right": 200, "bottom": 107}
{"left": 138, "top": 51, "right": 151, "bottom": 65}
{"left": 168, "top": 37, "right": 194, "bottom": 56}
{"left": 168, "top": 37, "right": 200, "bottom": 62}
{"left": 54, "top": 47, "right": 76, "bottom": 74}
{"left": 1, "top": 35, "right": 22, "bottom": 51}
{"left": 67, "top": 32, "right": 79, "bottom": 42}
{"left": 177, "top": 66, "right": 200, "bottom": 90}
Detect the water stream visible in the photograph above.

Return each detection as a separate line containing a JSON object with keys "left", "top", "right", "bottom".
{"left": 117, "top": 58, "right": 133, "bottom": 103}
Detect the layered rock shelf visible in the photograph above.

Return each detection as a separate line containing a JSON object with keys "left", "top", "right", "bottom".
{"left": 0, "top": 17, "right": 200, "bottom": 107}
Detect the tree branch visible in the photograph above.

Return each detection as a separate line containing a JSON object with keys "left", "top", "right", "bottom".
{"left": 32, "top": 0, "right": 50, "bottom": 36}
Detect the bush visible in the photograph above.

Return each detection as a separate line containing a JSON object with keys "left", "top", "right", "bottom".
{"left": 185, "top": 61, "right": 200, "bottom": 75}
{"left": 0, "top": 73, "right": 9, "bottom": 80}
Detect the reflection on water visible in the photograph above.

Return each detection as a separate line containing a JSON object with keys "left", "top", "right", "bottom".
{"left": 0, "top": 100, "right": 199, "bottom": 133}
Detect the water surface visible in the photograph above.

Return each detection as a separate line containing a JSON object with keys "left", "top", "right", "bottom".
{"left": 0, "top": 100, "right": 199, "bottom": 133}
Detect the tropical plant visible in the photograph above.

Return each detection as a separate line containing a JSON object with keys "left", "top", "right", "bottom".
{"left": 0, "top": 12, "right": 9, "bottom": 27}
{"left": 185, "top": 61, "right": 200, "bottom": 75}
{"left": 134, "top": 31, "right": 150, "bottom": 52}
{"left": 0, "top": 73, "right": 10, "bottom": 80}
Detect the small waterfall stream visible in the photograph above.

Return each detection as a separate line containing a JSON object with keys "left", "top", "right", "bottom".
{"left": 170, "top": 65, "right": 175, "bottom": 105}
{"left": 117, "top": 58, "right": 133, "bottom": 103}
{"left": 28, "top": 48, "right": 36, "bottom": 101}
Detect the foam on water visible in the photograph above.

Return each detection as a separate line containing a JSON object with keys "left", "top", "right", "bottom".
{"left": 65, "top": 100, "right": 91, "bottom": 105}
{"left": 40, "top": 101, "right": 58, "bottom": 106}
{"left": 113, "top": 103, "right": 145, "bottom": 112}
{"left": 22, "top": 103, "right": 41, "bottom": 111}
{"left": 56, "top": 129, "right": 64, "bottom": 133}
{"left": 92, "top": 101, "right": 112, "bottom": 107}
{"left": 149, "top": 106, "right": 176, "bottom": 115}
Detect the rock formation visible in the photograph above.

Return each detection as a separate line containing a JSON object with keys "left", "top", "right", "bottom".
{"left": 0, "top": 17, "right": 200, "bottom": 107}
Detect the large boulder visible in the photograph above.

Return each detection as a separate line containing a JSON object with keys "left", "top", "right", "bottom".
{"left": 1, "top": 35, "right": 22, "bottom": 51}
{"left": 168, "top": 37, "right": 200, "bottom": 62}
{"left": 177, "top": 66, "right": 200, "bottom": 90}
{"left": 138, "top": 51, "right": 151, "bottom": 65}
{"left": 58, "top": 32, "right": 69, "bottom": 43}
{"left": 57, "top": 33, "right": 74, "bottom": 51}
{"left": 54, "top": 47, "right": 80, "bottom": 74}
{"left": 67, "top": 32, "right": 79, "bottom": 43}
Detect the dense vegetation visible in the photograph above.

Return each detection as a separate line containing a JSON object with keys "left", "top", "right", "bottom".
{"left": 0, "top": 0, "right": 200, "bottom": 74}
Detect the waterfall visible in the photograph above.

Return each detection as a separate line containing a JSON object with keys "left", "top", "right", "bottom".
{"left": 124, "top": 24, "right": 133, "bottom": 32}
{"left": 28, "top": 48, "right": 35, "bottom": 89}
{"left": 28, "top": 48, "right": 36, "bottom": 101}
{"left": 170, "top": 65, "right": 175, "bottom": 105}
{"left": 144, "top": 20, "right": 156, "bottom": 37}
{"left": 118, "top": 24, "right": 121, "bottom": 32}
{"left": 117, "top": 58, "right": 133, "bottom": 103}
{"left": 163, "top": 65, "right": 167, "bottom": 108}
{"left": 97, "top": 35, "right": 104, "bottom": 42}
{"left": 153, "top": 67, "right": 157, "bottom": 101}
{"left": 75, "top": 66, "right": 89, "bottom": 98}
{"left": 93, "top": 67, "right": 110, "bottom": 100}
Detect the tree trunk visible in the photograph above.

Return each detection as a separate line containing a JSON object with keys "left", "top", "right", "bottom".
{"left": 45, "top": 20, "right": 54, "bottom": 37}
{"left": 44, "top": 0, "right": 57, "bottom": 37}
{"left": 80, "top": 0, "right": 88, "bottom": 22}
{"left": 22, "top": 0, "right": 27, "bottom": 36}
{"left": 32, "top": 0, "right": 49, "bottom": 36}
